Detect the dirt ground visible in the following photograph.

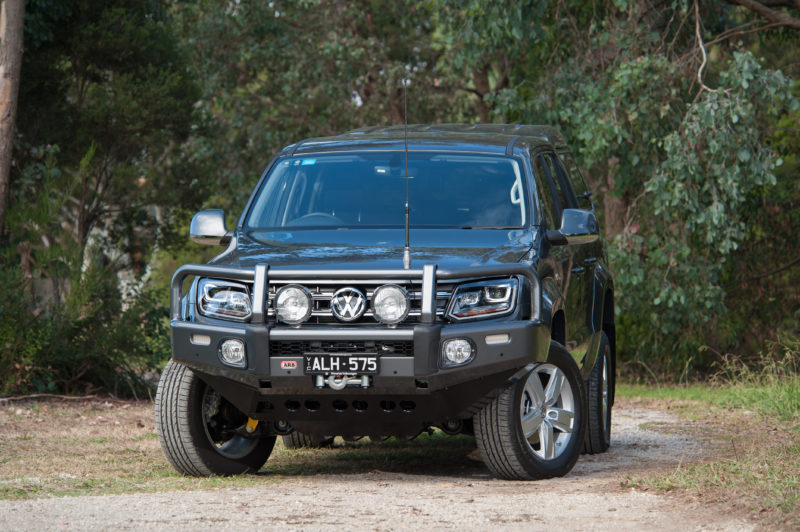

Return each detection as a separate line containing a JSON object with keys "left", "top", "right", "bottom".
{"left": 0, "top": 398, "right": 758, "bottom": 531}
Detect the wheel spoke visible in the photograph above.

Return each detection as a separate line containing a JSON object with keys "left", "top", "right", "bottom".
{"left": 539, "top": 422, "right": 555, "bottom": 459}
{"left": 521, "top": 410, "right": 543, "bottom": 439}
{"left": 544, "top": 368, "right": 565, "bottom": 405}
{"left": 547, "top": 407, "right": 574, "bottom": 433}
{"left": 525, "top": 372, "right": 546, "bottom": 407}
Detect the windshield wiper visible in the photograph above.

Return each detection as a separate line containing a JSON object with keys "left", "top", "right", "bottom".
{"left": 459, "top": 226, "right": 520, "bottom": 230}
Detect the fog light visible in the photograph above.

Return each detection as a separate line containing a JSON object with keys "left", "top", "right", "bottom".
{"left": 219, "top": 338, "right": 246, "bottom": 368}
{"left": 442, "top": 338, "right": 475, "bottom": 367}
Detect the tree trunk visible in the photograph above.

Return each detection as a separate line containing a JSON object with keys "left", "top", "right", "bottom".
{"left": 598, "top": 157, "right": 627, "bottom": 238}
{"left": 473, "top": 67, "right": 491, "bottom": 123}
{"left": 0, "top": 0, "right": 25, "bottom": 237}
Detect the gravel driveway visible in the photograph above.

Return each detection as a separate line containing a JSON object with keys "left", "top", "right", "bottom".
{"left": 0, "top": 404, "right": 752, "bottom": 531}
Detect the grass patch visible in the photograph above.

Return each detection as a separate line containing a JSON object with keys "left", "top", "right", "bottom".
{"left": 618, "top": 365, "right": 800, "bottom": 426}
{"left": 0, "top": 400, "right": 483, "bottom": 500}
{"left": 620, "top": 347, "right": 800, "bottom": 528}
{"left": 623, "top": 436, "right": 800, "bottom": 528}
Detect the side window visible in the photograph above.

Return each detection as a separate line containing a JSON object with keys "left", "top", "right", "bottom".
{"left": 532, "top": 154, "right": 559, "bottom": 229}
{"left": 558, "top": 152, "right": 593, "bottom": 210}
{"left": 544, "top": 153, "right": 578, "bottom": 211}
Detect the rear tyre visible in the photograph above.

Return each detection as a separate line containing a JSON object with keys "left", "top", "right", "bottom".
{"left": 583, "top": 332, "right": 612, "bottom": 454}
{"left": 474, "top": 341, "right": 586, "bottom": 480}
{"left": 282, "top": 432, "right": 334, "bottom": 449}
{"left": 155, "top": 360, "right": 275, "bottom": 476}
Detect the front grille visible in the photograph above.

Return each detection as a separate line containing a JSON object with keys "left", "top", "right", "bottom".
{"left": 266, "top": 280, "right": 453, "bottom": 326}
{"left": 270, "top": 340, "right": 415, "bottom": 357}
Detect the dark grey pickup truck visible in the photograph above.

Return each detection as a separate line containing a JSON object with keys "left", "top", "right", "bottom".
{"left": 155, "top": 124, "right": 615, "bottom": 480}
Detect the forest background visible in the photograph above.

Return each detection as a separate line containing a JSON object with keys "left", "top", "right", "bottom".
{"left": 0, "top": 0, "right": 797, "bottom": 396}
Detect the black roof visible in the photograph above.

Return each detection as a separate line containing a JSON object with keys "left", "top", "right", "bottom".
{"left": 278, "top": 124, "right": 568, "bottom": 157}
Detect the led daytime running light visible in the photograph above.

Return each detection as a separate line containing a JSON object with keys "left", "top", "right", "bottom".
{"left": 446, "top": 278, "right": 517, "bottom": 321}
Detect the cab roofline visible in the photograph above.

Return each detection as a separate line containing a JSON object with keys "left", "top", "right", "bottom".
{"left": 279, "top": 123, "right": 567, "bottom": 157}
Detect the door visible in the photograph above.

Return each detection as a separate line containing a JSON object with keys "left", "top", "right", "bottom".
{"left": 536, "top": 151, "right": 594, "bottom": 360}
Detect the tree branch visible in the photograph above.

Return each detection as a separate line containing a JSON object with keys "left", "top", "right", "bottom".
{"left": 704, "top": 21, "right": 784, "bottom": 47}
{"left": 0, "top": 393, "right": 100, "bottom": 403}
{"left": 744, "top": 254, "right": 800, "bottom": 282}
{"left": 694, "top": 1, "right": 718, "bottom": 94}
{"left": 728, "top": 0, "right": 800, "bottom": 30}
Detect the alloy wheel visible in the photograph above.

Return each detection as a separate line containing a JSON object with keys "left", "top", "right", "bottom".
{"left": 519, "top": 363, "right": 576, "bottom": 460}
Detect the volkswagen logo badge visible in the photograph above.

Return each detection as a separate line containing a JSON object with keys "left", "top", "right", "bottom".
{"left": 330, "top": 287, "right": 367, "bottom": 322}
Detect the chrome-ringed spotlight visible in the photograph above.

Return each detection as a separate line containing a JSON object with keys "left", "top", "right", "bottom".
{"left": 371, "top": 284, "right": 409, "bottom": 324}
{"left": 274, "top": 284, "right": 312, "bottom": 325}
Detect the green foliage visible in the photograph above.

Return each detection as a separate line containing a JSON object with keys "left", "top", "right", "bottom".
{"left": 3, "top": 0, "right": 800, "bottom": 394}
{"left": 491, "top": 1, "right": 799, "bottom": 373}
{"left": 1, "top": 143, "right": 169, "bottom": 396}
{"left": 611, "top": 51, "right": 797, "bottom": 370}
{"left": 2, "top": 0, "right": 197, "bottom": 396}
{"left": 711, "top": 337, "right": 800, "bottom": 423}
{"left": 432, "top": 0, "right": 549, "bottom": 120}
{"left": 619, "top": 335, "right": 800, "bottom": 422}
{"left": 18, "top": 0, "right": 202, "bottom": 250}
{"left": 171, "top": 0, "right": 471, "bottom": 211}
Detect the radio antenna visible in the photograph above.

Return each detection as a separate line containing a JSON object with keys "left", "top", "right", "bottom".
{"left": 402, "top": 78, "right": 411, "bottom": 270}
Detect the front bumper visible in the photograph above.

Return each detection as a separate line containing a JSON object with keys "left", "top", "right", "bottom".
{"left": 169, "top": 263, "right": 549, "bottom": 435}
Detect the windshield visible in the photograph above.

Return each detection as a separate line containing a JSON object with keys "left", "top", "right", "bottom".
{"left": 245, "top": 152, "right": 528, "bottom": 230}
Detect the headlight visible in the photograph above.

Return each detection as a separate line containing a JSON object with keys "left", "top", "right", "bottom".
{"left": 371, "top": 285, "right": 409, "bottom": 324}
{"left": 275, "top": 284, "right": 312, "bottom": 325}
{"left": 198, "top": 279, "right": 252, "bottom": 321}
{"left": 446, "top": 278, "right": 518, "bottom": 321}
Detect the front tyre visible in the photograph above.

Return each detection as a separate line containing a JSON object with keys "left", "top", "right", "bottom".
{"left": 155, "top": 360, "right": 275, "bottom": 476}
{"left": 474, "top": 341, "right": 586, "bottom": 480}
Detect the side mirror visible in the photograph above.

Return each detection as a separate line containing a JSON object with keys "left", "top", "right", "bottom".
{"left": 190, "top": 209, "right": 232, "bottom": 246}
{"left": 546, "top": 208, "right": 599, "bottom": 246}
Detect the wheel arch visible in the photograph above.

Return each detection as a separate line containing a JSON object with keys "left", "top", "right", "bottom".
{"left": 551, "top": 309, "right": 566, "bottom": 345}
{"left": 601, "top": 288, "right": 616, "bottom": 406}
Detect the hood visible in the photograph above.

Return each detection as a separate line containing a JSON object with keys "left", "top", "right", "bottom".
{"left": 213, "top": 228, "right": 537, "bottom": 271}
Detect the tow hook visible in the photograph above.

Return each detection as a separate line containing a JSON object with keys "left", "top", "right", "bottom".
{"left": 245, "top": 418, "right": 259, "bottom": 434}
{"left": 315, "top": 374, "right": 371, "bottom": 390}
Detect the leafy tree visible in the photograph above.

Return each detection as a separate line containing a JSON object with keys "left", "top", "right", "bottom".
{"left": 1, "top": 0, "right": 198, "bottom": 394}
{"left": 490, "top": 1, "right": 799, "bottom": 374}
{"left": 432, "top": 0, "right": 548, "bottom": 122}
{"left": 171, "top": 0, "right": 471, "bottom": 211}
{"left": 2, "top": 0, "right": 798, "bottom": 394}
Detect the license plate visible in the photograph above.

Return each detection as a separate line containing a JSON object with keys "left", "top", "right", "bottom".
{"left": 303, "top": 354, "right": 379, "bottom": 375}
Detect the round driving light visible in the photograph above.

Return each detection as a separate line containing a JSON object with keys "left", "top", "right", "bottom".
{"left": 219, "top": 338, "right": 246, "bottom": 367}
{"left": 371, "top": 284, "right": 409, "bottom": 324}
{"left": 442, "top": 338, "right": 475, "bottom": 367}
{"left": 275, "top": 285, "right": 312, "bottom": 324}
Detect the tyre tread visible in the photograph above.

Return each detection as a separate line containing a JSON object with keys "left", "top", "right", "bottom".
{"left": 282, "top": 431, "right": 333, "bottom": 449}
{"left": 155, "top": 361, "right": 207, "bottom": 476}
{"left": 583, "top": 333, "right": 611, "bottom": 455}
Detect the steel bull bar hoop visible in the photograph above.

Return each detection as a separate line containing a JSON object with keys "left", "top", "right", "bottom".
{"left": 170, "top": 262, "right": 541, "bottom": 323}
{"left": 170, "top": 264, "right": 256, "bottom": 321}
